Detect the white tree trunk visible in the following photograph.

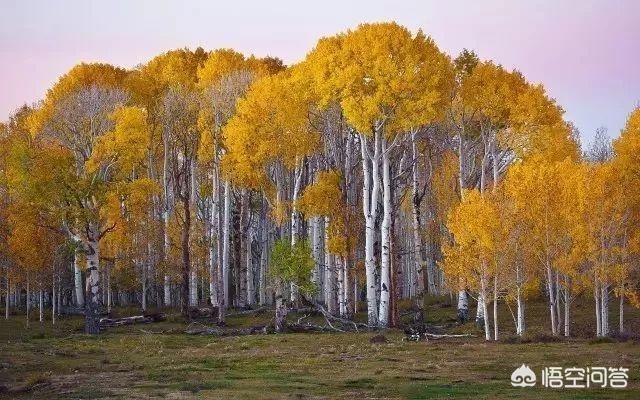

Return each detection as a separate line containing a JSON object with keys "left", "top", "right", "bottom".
{"left": 493, "top": 276, "right": 498, "bottom": 341}
{"left": 51, "top": 274, "right": 56, "bottom": 325}
{"left": 209, "top": 184, "right": 219, "bottom": 307}
{"left": 516, "top": 286, "right": 524, "bottom": 335}
{"left": 353, "top": 275, "right": 358, "bottom": 315}
{"left": 476, "top": 292, "right": 485, "bottom": 325}
{"left": 555, "top": 272, "right": 562, "bottom": 333}
{"left": 5, "top": 275, "right": 9, "bottom": 320}
{"left": 26, "top": 280, "right": 30, "bottom": 327}
{"left": 378, "top": 137, "right": 392, "bottom": 327}
{"left": 480, "top": 275, "right": 490, "bottom": 341}
{"left": 546, "top": 265, "right": 557, "bottom": 335}
{"left": 594, "top": 278, "right": 602, "bottom": 337}
{"left": 163, "top": 275, "right": 171, "bottom": 307}
{"left": 222, "top": 180, "right": 231, "bottom": 307}
{"left": 337, "top": 256, "right": 345, "bottom": 317}
{"left": 563, "top": 276, "right": 570, "bottom": 337}
{"left": 341, "top": 257, "right": 349, "bottom": 318}
{"left": 189, "top": 270, "right": 198, "bottom": 307}
{"left": 259, "top": 210, "right": 268, "bottom": 306}
{"left": 410, "top": 130, "right": 426, "bottom": 298}
{"left": 163, "top": 209, "right": 171, "bottom": 307}
{"left": 246, "top": 224, "right": 255, "bottom": 306}
{"left": 73, "top": 251, "right": 84, "bottom": 308}
{"left": 324, "top": 217, "right": 336, "bottom": 314}
{"left": 619, "top": 290, "right": 624, "bottom": 334}
{"left": 361, "top": 133, "right": 380, "bottom": 326}
{"left": 311, "top": 217, "right": 323, "bottom": 301}
{"left": 601, "top": 283, "right": 609, "bottom": 336}
{"left": 106, "top": 268, "right": 111, "bottom": 314}
{"left": 457, "top": 290, "right": 468, "bottom": 321}
{"left": 515, "top": 261, "right": 524, "bottom": 335}
{"left": 39, "top": 288, "right": 43, "bottom": 323}
{"left": 85, "top": 227, "right": 102, "bottom": 334}
{"left": 162, "top": 123, "right": 172, "bottom": 308}
{"left": 141, "top": 262, "right": 148, "bottom": 312}
{"left": 290, "top": 162, "right": 303, "bottom": 303}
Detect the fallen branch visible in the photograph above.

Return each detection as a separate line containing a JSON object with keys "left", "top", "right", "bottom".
{"left": 286, "top": 323, "right": 333, "bottom": 333}
{"left": 424, "top": 333, "right": 475, "bottom": 338}
{"left": 296, "top": 313, "right": 311, "bottom": 324}
{"left": 301, "top": 294, "right": 373, "bottom": 332}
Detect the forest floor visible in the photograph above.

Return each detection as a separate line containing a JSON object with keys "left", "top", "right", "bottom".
{"left": 1, "top": 297, "right": 639, "bottom": 399}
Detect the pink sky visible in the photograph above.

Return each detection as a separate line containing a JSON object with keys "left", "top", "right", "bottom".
{"left": 1, "top": 0, "right": 638, "bottom": 144}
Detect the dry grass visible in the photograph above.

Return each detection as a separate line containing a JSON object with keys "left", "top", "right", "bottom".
{"left": 0, "top": 297, "right": 638, "bottom": 399}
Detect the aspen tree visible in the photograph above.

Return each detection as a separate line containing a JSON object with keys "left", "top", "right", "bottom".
{"left": 305, "top": 23, "right": 453, "bottom": 326}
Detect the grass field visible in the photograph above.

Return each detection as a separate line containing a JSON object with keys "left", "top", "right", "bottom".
{"left": 1, "top": 297, "right": 638, "bottom": 399}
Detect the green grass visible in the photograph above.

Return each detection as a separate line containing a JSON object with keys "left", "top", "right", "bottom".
{"left": 0, "top": 298, "right": 639, "bottom": 399}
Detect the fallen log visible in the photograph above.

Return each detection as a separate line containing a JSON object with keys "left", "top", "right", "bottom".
{"left": 184, "top": 322, "right": 270, "bottom": 336}
{"left": 424, "top": 333, "right": 475, "bottom": 338}
{"left": 99, "top": 313, "right": 166, "bottom": 328}
{"left": 404, "top": 332, "right": 476, "bottom": 341}
{"left": 188, "top": 307, "right": 219, "bottom": 319}
{"left": 184, "top": 321, "right": 334, "bottom": 336}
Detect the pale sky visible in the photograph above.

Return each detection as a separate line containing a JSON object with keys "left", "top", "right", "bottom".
{"left": 1, "top": 0, "right": 639, "bottom": 145}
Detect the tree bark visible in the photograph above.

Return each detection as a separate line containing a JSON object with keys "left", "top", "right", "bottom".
{"left": 563, "top": 277, "right": 570, "bottom": 337}
{"left": 141, "top": 261, "right": 148, "bottom": 311}
{"left": 457, "top": 290, "right": 468, "bottom": 323}
{"left": 52, "top": 274, "right": 56, "bottom": 325}
{"left": 546, "top": 264, "right": 557, "bottom": 335}
{"left": 594, "top": 278, "right": 602, "bottom": 337}
{"left": 324, "top": 217, "right": 336, "bottom": 314}
{"left": 336, "top": 256, "right": 345, "bottom": 317}
{"left": 456, "top": 133, "right": 468, "bottom": 323}
{"left": 378, "top": 136, "right": 392, "bottom": 327}
{"left": 360, "top": 132, "right": 380, "bottom": 326}
{"left": 601, "top": 283, "right": 609, "bottom": 336}
{"left": 39, "top": 288, "right": 43, "bottom": 323}
{"left": 493, "top": 275, "right": 498, "bottom": 341}
{"left": 259, "top": 202, "right": 268, "bottom": 306}
{"left": 189, "top": 270, "right": 198, "bottom": 307}
{"left": 289, "top": 162, "right": 304, "bottom": 303}
{"left": 216, "top": 172, "right": 226, "bottom": 321}
{"left": 222, "top": 180, "right": 231, "bottom": 312}
{"left": 476, "top": 293, "right": 485, "bottom": 329}
{"left": 516, "top": 286, "right": 524, "bottom": 335}
{"left": 4, "top": 274, "right": 9, "bottom": 320}
{"left": 239, "top": 188, "right": 249, "bottom": 307}
{"left": 480, "top": 275, "right": 490, "bottom": 341}
{"left": 73, "top": 250, "right": 84, "bottom": 308}
{"left": 85, "top": 226, "right": 102, "bottom": 334}
{"left": 180, "top": 190, "right": 191, "bottom": 317}
{"left": 246, "top": 226, "right": 255, "bottom": 307}
{"left": 209, "top": 183, "right": 219, "bottom": 307}
{"left": 311, "top": 216, "right": 323, "bottom": 301}
{"left": 26, "top": 279, "right": 30, "bottom": 328}
{"left": 411, "top": 129, "right": 427, "bottom": 305}
{"left": 619, "top": 290, "right": 624, "bottom": 334}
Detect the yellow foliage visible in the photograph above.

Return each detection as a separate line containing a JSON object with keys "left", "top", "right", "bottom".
{"left": 29, "top": 63, "right": 128, "bottom": 135}
{"left": 87, "top": 106, "right": 151, "bottom": 175}
{"left": 222, "top": 69, "right": 320, "bottom": 187}
{"left": 305, "top": 22, "right": 453, "bottom": 136}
